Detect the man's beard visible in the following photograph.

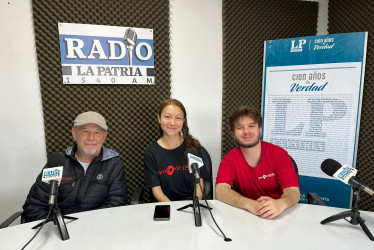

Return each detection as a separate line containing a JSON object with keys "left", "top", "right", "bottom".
{"left": 234, "top": 134, "right": 261, "bottom": 148}
{"left": 81, "top": 147, "right": 99, "bottom": 156}
{"left": 78, "top": 142, "right": 100, "bottom": 157}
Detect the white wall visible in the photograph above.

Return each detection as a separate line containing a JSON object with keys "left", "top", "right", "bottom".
{"left": 308, "top": 0, "right": 329, "bottom": 35}
{"left": 0, "top": 0, "right": 46, "bottom": 223}
{"left": 169, "top": 0, "right": 222, "bottom": 192}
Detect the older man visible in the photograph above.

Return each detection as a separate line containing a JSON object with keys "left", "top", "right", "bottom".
{"left": 23, "top": 111, "right": 127, "bottom": 222}
{"left": 216, "top": 106, "right": 299, "bottom": 219}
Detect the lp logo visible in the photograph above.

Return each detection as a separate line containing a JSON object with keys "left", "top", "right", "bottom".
{"left": 271, "top": 98, "right": 347, "bottom": 138}
{"left": 291, "top": 39, "right": 307, "bottom": 52}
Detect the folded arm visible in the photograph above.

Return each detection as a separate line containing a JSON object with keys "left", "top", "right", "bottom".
{"left": 215, "top": 183, "right": 261, "bottom": 214}
{"left": 216, "top": 183, "right": 300, "bottom": 219}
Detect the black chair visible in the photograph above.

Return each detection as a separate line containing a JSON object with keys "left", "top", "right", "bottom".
{"left": 0, "top": 211, "right": 24, "bottom": 229}
{"left": 200, "top": 146, "right": 213, "bottom": 200}
{"left": 289, "top": 154, "right": 299, "bottom": 182}
{"left": 289, "top": 154, "right": 326, "bottom": 206}
{"left": 307, "top": 193, "right": 326, "bottom": 206}
{"left": 131, "top": 146, "right": 213, "bottom": 204}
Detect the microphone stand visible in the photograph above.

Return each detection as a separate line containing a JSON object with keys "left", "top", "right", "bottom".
{"left": 32, "top": 201, "right": 78, "bottom": 241}
{"left": 177, "top": 174, "right": 212, "bottom": 227}
{"left": 321, "top": 187, "right": 374, "bottom": 241}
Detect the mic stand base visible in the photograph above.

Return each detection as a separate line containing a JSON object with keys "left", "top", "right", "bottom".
{"left": 178, "top": 175, "right": 210, "bottom": 227}
{"left": 177, "top": 203, "right": 212, "bottom": 211}
{"left": 177, "top": 196, "right": 210, "bottom": 227}
{"left": 321, "top": 188, "right": 374, "bottom": 241}
{"left": 32, "top": 207, "right": 78, "bottom": 241}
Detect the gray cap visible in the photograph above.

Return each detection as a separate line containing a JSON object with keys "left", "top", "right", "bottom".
{"left": 73, "top": 111, "right": 108, "bottom": 131}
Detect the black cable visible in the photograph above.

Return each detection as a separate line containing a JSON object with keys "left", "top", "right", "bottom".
{"left": 21, "top": 207, "right": 53, "bottom": 250}
{"left": 198, "top": 181, "right": 232, "bottom": 242}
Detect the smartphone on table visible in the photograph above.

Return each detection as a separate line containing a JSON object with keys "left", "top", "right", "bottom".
{"left": 153, "top": 205, "right": 170, "bottom": 221}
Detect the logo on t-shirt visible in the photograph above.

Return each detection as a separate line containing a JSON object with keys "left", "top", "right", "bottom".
{"left": 167, "top": 166, "right": 175, "bottom": 175}
{"left": 157, "top": 165, "right": 189, "bottom": 176}
{"left": 258, "top": 173, "right": 275, "bottom": 180}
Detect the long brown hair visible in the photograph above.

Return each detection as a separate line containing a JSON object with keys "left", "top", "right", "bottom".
{"left": 158, "top": 99, "right": 201, "bottom": 148}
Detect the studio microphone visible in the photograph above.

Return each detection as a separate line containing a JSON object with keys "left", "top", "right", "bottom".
{"left": 321, "top": 158, "right": 374, "bottom": 196}
{"left": 185, "top": 148, "right": 205, "bottom": 227}
{"left": 185, "top": 148, "right": 204, "bottom": 181}
{"left": 42, "top": 152, "right": 65, "bottom": 207}
{"left": 182, "top": 149, "right": 232, "bottom": 240}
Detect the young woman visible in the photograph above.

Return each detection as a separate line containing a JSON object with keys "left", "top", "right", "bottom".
{"left": 144, "top": 99, "right": 207, "bottom": 201}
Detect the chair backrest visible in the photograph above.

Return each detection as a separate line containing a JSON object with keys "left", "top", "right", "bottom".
{"left": 200, "top": 146, "right": 213, "bottom": 199}
{"left": 290, "top": 155, "right": 326, "bottom": 206}
{"left": 0, "top": 211, "right": 24, "bottom": 228}
{"left": 287, "top": 155, "right": 326, "bottom": 206}
{"left": 289, "top": 154, "right": 299, "bottom": 184}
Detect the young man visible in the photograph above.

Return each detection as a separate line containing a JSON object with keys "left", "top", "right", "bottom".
{"left": 215, "top": 106, "right": 299, "bottom": 219}
{"left": 22, "top": 111, "right": 128, "bottom": 222}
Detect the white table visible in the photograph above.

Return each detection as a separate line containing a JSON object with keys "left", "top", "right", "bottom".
{"left": 1, "top": 200, "right": 373, "bottom": 250}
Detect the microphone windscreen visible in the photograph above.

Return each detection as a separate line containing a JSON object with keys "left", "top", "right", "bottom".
{"left": 124, "top": 28, "right": 137, "bottom": 46}
{"left": 47, "top": 152, "right": 66, "bottom": 168}
{"left": 321, "top": 158, "right": 342, "bottom": 177}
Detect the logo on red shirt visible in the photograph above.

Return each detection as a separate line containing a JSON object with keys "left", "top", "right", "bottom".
{"left": 258, "top": 173, "right": 275, "bottom": 180}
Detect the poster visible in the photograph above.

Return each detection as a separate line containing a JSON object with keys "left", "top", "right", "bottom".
{"left": 262, "top": 32, "right": 367, "bottom": 208}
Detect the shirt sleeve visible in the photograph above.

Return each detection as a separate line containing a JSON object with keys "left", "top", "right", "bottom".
{"left": 144, "top": 148, "right": 161, "bottom": 188}
{"left": 215, "top": 154, "right": 237, "bottom": 187}
{"left": 22, "top": 169, "right": 51, "bottom": 223}
{"left": 275, "top": 149, "right": 299, "bottom": 190}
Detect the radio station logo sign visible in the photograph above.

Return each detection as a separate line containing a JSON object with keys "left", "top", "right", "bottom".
{"left": 58, "top": 23, "right": 154, "bottom": 85}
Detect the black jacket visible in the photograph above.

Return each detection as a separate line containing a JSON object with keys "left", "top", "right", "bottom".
{"left": 22, "top": 145, "right": 127, "bottom": 223}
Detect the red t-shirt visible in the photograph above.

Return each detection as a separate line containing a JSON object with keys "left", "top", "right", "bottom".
{"left": 216, "top": 141, "right": 299, "bottom": 200}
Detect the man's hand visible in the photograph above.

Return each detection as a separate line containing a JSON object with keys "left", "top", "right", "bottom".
{"left": 216, "top": 184, "right": 299, "bottom": 219}
{"left": 256, "top": 196, "right": 287, "bottom": 219}
{"left": 255, "top": 187, "right": 300, "bottom": 219}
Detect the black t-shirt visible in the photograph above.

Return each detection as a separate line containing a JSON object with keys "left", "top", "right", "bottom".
{"left": 144, "top": 141, "right": 207, "bottom": 201}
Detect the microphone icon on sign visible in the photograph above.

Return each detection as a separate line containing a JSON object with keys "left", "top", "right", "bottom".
{"left": 123, "top": 28, "right": 137, "bottom": 65}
